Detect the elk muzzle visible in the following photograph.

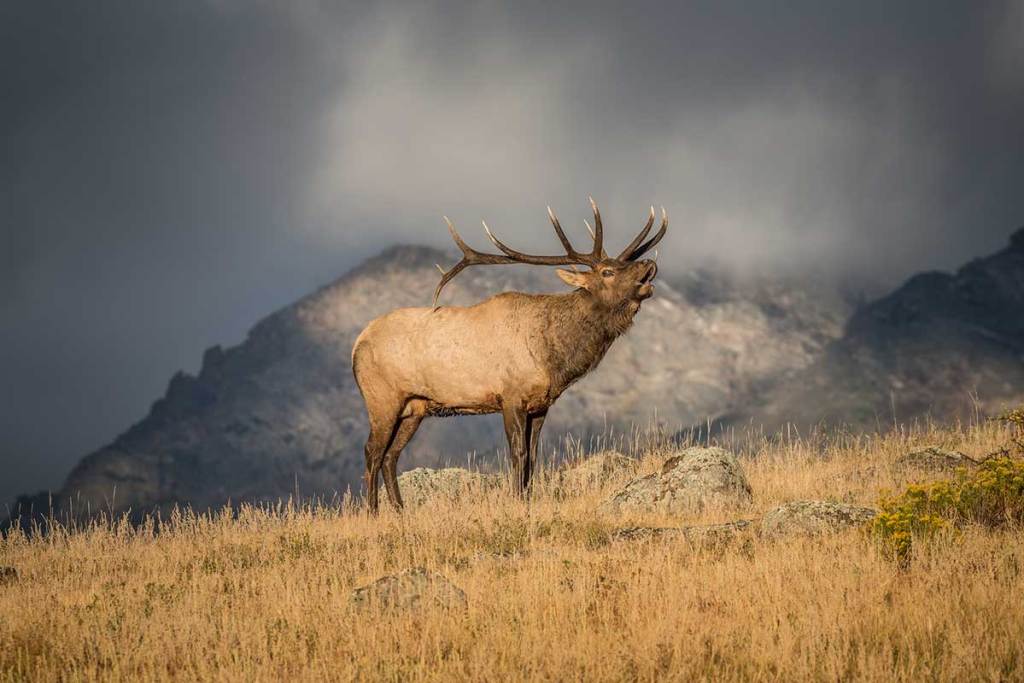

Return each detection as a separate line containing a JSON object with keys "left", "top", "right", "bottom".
{"left": 636, "top": 260, "right": 657, "bottom": 299}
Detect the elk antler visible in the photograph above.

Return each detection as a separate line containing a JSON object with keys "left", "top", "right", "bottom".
{"left": 583, "top": 196, "right": 607, "bottom": 259}
{"left": 433, "top": 204, "right": 607, "bottom": 307}
{"left": 618, "top": 206, "right": 668, "bottom": 261}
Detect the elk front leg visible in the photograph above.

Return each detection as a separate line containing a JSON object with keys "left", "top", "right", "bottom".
{"left": 501, "top": 402, "right": 529, "bottom": 496}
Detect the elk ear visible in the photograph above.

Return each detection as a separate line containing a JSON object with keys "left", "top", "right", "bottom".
{"left": 556, "top": 269, "right": 589, "bottom": 289}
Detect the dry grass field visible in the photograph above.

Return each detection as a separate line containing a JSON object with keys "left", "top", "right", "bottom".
{"left": 2, "top": 420, "right": 1023, "bottom": 682}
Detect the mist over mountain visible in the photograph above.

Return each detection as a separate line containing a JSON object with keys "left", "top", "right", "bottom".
{"left": 8, "top": 227, "right": 1023, "bottom": 524}
{"left": 729, "top": 226, "right": 1024, "bottom": 431}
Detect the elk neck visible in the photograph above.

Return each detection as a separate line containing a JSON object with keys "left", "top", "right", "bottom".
{"left": 539, "top": 288, "right": 638, "bottom": 393}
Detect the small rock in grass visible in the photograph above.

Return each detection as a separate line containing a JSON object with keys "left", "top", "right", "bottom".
{"left": 759, "top": 500, "right": 876, "bottom": 538}
{"left": 350, "top": 567, "right": 467, "bottom": 611}
{"left": 679, "top": 520, "right": 754, "bottom": 549}
{"left": 612, "top": 526, "right": 684, "bottom": 542}
{"left": 895, "top": 447, "right": 977, "bottom": 472}
{"left": 599, "top": 447, "right": 752, "bottom": 516}
{"left": 613, "top": 520, "right": 753, "bottom": 550}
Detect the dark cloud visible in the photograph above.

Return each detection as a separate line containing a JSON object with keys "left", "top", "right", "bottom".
{"left": 2, "top": 0, "right": 1022, "bottom": 505}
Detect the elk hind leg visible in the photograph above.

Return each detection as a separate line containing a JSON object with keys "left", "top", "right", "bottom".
{"left": 382, "top": 409, "right": 424, "bottom": 510}
{"left": 363, "top": 397, "right": 403, "bottom": 515}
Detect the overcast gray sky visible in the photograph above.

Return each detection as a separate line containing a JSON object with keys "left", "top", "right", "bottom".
{"left": 2, "top": 0, "right": 1023, "bottom": 506}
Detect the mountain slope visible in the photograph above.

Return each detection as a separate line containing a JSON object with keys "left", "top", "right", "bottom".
{"left": 12, "top": 247, "right": 849, "bottom": 518}
{"left": 730, "top": 227, "right": 1024, "bottom": 430}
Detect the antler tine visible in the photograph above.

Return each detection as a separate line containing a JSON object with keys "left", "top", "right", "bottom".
{"left": 547, "top": 206, "right": 581, "bottom": 258}
{"left": 482, "top": 220, "right": 530, "bottom": 260}
{"left": 583, "top": 219, "right": 610, "bottom": 259}
{"left": 617, "top": 205, "right": 656, "bottom": 260}
{"left": 433, "top": 218, "right": 470, "bottom": 307}
{"left": 443, "top": 216, "right": 473, "bottom": 256}
{"left": 588, "top": 196, "right": 606, "bottom": 259}
{"left": 432, "top": 261, "right": 468, "bottom": 308}
{"left": 626, "top": 206, "right": 668, "bottom": 261}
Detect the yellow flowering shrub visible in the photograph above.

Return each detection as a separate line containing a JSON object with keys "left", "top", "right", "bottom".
{"left": 956, "top": 456, "right": 1024, "bottom": 526}
{"left": 871, "top": 483, "right": 956, "bottom": 563}
{"left": 871, "top": 456, "right": 1024, "bottom": 563}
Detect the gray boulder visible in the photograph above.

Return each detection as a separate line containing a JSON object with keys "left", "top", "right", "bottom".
{"left": 759, "top": 500, "right": 876, "bottom": 537}
{"left": 396, "top": 467, "right": 502, "bottom": 507}
{"left": 556, "top": 451, "right": 636, "bottom": 493}
{"left": 350, "top": 567, "right": 467, "bottom": 611}
{"left": 895, "top": 447, "right": 977, "bottom": 472}
{"left": 598, "top": 447, "right": 753, "bottom": 516}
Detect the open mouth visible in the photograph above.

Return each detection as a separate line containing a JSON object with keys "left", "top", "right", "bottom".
{"left": 636, "top": 263, "right": 657, "bottom": 300}
{"left": 634, "top": 262, "right": 657, "bottom": 300}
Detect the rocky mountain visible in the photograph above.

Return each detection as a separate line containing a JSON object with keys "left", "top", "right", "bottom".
{"left": 728, "top": 227, "right": 1024, "bottom": 431}
{"left": 8, "top": 245, "right": 852, "bottom": 520}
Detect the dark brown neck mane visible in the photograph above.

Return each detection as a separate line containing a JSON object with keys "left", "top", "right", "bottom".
{"left": 534, "top": 288, "right": 637, "bottom": 395}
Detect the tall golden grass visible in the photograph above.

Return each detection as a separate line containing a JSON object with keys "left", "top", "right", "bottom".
{"left": 2, "top": 420, "right": 1022, "bottom": 681}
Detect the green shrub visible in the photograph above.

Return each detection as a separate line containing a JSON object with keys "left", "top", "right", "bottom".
{"left": 871, "top": 457, "right": 1024, "bottom": 563}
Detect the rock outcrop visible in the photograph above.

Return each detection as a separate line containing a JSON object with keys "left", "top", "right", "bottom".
{"left": 394, "top": 468, "right": 502, "bottom": 507}
{"left": 599, "top": 447, "right": 753, "bottom": 516}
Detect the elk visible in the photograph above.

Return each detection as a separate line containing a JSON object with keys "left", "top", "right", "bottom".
{"left": 351, "top": 199, "right": 667, "bottom": 512}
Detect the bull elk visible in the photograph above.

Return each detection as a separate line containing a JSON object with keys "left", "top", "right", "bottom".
{"left": 352, "top": 199, "right": 667, "bottom": 512}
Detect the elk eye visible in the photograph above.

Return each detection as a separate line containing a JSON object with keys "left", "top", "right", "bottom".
{"left": 601, "top": 269, "right": 615, "bottom": 278}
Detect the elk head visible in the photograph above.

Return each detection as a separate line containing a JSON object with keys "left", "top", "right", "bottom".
{"left": 433, "top": 198, "right": 667, "bottom": 310}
